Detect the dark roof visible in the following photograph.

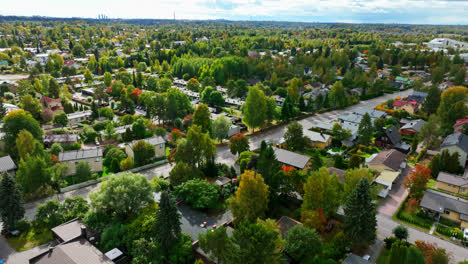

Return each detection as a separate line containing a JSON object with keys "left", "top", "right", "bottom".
{"left": 276, "top": 216, "right": 302, "bottom": 238}
{"left": 329, "top": 167, "right": 346, "bottom": 183}
{"left": 0, "top": 155, "right": 16, "bottom": 172}
{"left": 58, "top": 149, "right": 103, "bottom": 162}
{"left": 342, "top": 253, "right": 369, "bottom": 264}
{"left": 30, "top": 238, "right": 114, "bottom": 264}
{"left": 51, "top": 219, "right": 84, "bottom": 243}
{"left": 44, "top": 134, "right": 80, "bottom": 144}
{"left": 400, "top": 119, "right": 426, "bottom": 133}
{"left": 420, "top": 189, "right": 468, "bottom": 214}
{"left": 437, "top": 172, "right": 468, "bottom": 187}
{"left": 385, "top": 126, "right": 402, "bottom": 145}
{"left": 273, "top": 147, "right": 310, "bottom": 169}
{"left": 407, "top": 91, "right": 428, "bottom": 104}
{"left": 442, "top": 133, "right": 468, "bottom": 153}
{"left": 368, "top": 149, "right": 406, "bottom": 171}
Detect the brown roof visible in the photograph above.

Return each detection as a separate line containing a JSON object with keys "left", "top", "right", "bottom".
{"left": 276, "top": 216, "right": 302, "bottom": 238}
{"left": 51, "top": 219, "right": 83, "bottom": 243}
{"left": 369, "top": 149, "right": 406, "bottom": 171}
{"left": 329, "top": 167, "right": 346, "bottom": 183}
{"left": 30, "top": 238, "right": 114, "bottom": 264}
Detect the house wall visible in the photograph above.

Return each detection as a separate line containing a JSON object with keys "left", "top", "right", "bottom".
{"left": 442, "top": 209, "right": 461, "bottom": 223}
{"left": 442, "top": 145, "right": 467, "bottom": 167}
{"left": 69, "top": 116, "right": 89, "bottom": 126}
{"left": 436, "top": 181, "right": 461, "bottom": 194}
{"left": 461, "top": 220, "right": 468, "bottom": 229}
{"left": 125, "top": 145, "right": 134, "bottom": 160}
{"left": 63, "top": 157, "right": 103, "bottom": 176}
{"left": 155, "top": 143, "right": 166, "bottom": 158}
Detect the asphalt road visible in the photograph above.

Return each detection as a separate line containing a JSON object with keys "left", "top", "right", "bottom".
{"left": 1, "top": 89, "right": 420, "bottom": 263}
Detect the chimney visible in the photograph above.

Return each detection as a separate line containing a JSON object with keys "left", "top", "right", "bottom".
{"left": 80, "top": 225, "right": 87, "bottom": 239}
{"left": 48, "top": 246, "right": 54, "bottom": 254}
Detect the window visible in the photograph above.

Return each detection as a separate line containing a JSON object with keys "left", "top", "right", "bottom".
{"left": 95, "top": 157, "right": 100, "bottom": 162}
{"left": 159, "top": 144, "right": 163, "bottom": 149}
{"left": 444, "top": 210, "right": 450, "bottom": 215}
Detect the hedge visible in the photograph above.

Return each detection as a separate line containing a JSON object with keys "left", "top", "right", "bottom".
{"left": 436, "top": 224, "right": 463, "bottom": 240}
{"left": 396, "top": 211, "right": 432, "bottom": 229}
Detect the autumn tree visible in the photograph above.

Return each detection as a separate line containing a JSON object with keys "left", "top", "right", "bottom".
{"left": 229, "top": 170, "right": 269, "bottom": 223}
{"left": 438, "top": 86, "right": 468, "bottom": 136}
{"left": 404, "top": 164, "right": 431, "bottom": 201}
{"left": 229, "top": 133, "right": 249, "bottom": 156}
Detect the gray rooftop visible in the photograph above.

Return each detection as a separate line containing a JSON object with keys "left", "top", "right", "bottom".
{"left": 442, "top": 133, "right": 468, "bottom": 153}
{"left": 437, "top": 171, "right": 468, "bottom": 187}
{"left": 273, "top": 147, "right": 310, "bottom": 169}
{"left": 44, "top": 134, "right": 80, "bottom": 144}
{"left": 0, "top": 155, "right": 16, "bottom": 172}
{"left": 400, "top": 119, "right": 426, "bottom": 133}
{"left": 385, "top": 126, "right": 402, "bottom": 145}
{"left": 129, "top": 136, "right": 166, "bottom": 149}
{"left": 303, "top": 130, "right": 331, "bottom": 143}
{"left": 66, "top": 110, "right": 92, "bottom": 120}
{"left": 58, "top": 148, "right": 103, "bottom": 162}
{"left": 420, "top": 189, "right": 468, "bottom": 215}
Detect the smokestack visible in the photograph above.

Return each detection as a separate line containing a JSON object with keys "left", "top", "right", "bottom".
{"left": 80, "top": 225, "right": 87, "bottom": 239}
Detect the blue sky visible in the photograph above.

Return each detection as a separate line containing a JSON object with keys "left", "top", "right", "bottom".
{"left": 1, "top": 0, "right": 467, "bottom": 24}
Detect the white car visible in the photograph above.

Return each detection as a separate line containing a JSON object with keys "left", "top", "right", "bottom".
{"left": 464, "top": 229, "right": 468, "bottom": 239}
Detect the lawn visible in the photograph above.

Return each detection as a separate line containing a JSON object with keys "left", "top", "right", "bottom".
{"left": 393, "top": 201, "right": 434, "bottom": 231}
{"left": 165, "top": 146, "right": 170, "bottom": 157}
{"left": 7, "top": 228, "right": 53, "bottom": 251}
{"left": 427, "top": 179, "right": 437, "bottom": 189}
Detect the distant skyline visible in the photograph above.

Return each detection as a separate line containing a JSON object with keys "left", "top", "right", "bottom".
{"left": 1, "top": 0, "right": 468, "bottom": 25}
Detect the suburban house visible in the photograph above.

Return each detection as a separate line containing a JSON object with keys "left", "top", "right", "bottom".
{"left": 420, "top": 189, "right": 468, "bottom": 229}
{"left": 273, "top": 147, "right": 310, "bottom": 171}
{"left": 29, "top": 219, "right": 120, "bottom": 264}
{"left": 375, "top": 126, "right": 410, "bottom": 153}
{"left": 395, "top": 76, "right": 413, "bottom": 86}
{"left": 0, "top": 155, "right": 17, "bottom": 175}
{"left": 276, "top": 216, "right": 303, "bottom": 239}
{"left": 58, "top": 149, "right": 103, "bottom": 176}
{"left": 100, "top": 124, "right": 132, "bottom": 140}
{"left": 303, "top": 130, "right": 332, "bottom": 148}
{"left": 400, "top": 119, "right": 426, "bottom": 135}
{"left": 67, "top": 110, "right": 93, "bottom": 126}
{"left": 406, "top": 91, "right": 428, "bottom": 104}
{"left": 125, "top": 136, "right": 166, "bottom": 161}
{"left": 367, "top": 149, "right": 406, "bottom": 173}
{"left": 441, "top": 132, "right": 468, "bottom": 167}
{"left": 40, "top": 96, "right": 63, "bottom": 115}
{"left": 373, "top": 170, "right": 401, "bottom": 198}
{"left": 436, "top": 171, "right": 468, "bottom": 195}
{"left": 393, "top": 99, "right": 420, "bottom": 114}
{"left": 44, "top": 133, "right": 80, "bottom": 147}
{"left": 329, "top": 167, "right": 346, "bottom": 183}
{"left": 439, "top": 81, "right": 455, "bottom": 91}
{"left": 454, "top": 117, "right": 468, "bottom": 133}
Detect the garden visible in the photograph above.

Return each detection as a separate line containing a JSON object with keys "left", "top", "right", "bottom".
{"left": 394, "top": 198, "right": 434, "bottom": 231}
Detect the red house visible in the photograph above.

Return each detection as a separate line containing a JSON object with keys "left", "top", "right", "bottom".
{"left": 454, "top": 117, "right": 468, "bottom": 133}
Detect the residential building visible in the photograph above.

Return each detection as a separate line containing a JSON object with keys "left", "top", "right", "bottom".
{"left": 420, "top": 189, "right": 468, "bottom": 229}
{"left": 454, "top": 117, "right": 468, "bottom": 133}
{"left": 303, "top": 130, "right": 332, "bottom": 148}
{"left": 58, "top": 149, "right": 103, "bottom": 176}
{"left": 273, "top": 147, "right": 310, "bottom": 170}
{"left": 436, "top": 171, "right": 468, "bottom": 195}
{"left": 400, "top": 119, "right": 426, "bottom": 135}
{"left": 276, "top": 216, "right": 302, "bottom": 239}
{"left": 29, "top": 219, "right": 117, "bottom": 264}
{"left": 374, "top": 170, "right": 400, "bottom": 198}
{"left": 441, "top": 132, "right": 468, "bottom": 167}
{"left": 407, "top": 91, "right": 428, "bottom": 104}
{"left": 393, "top": 99, "right": 420, "bottom": 114}
{"left": 439, "top": 81, "right": 454, "bottom": 91}
{"left": 44, "top": 133, "right": 80, "bottom": 147}
{"left": 125, "top": 136, "right": 166, "bottom": 161}
{"left": 40, "top": 96, "right": 64, "bottom": 115}
{"left": 375, "top": 126, "right": 411, "bottom": 153}
{"left": 67, "top": 110, "right": 93, "bottom": 126}
{"left": 0, "top": 155, "right": 17, "bottom": 175}
{"left": 427, "top": 38, "right": 468, "bottom": 51}
{"left": 367, "top": 149, "right": 406, "bottom": 173}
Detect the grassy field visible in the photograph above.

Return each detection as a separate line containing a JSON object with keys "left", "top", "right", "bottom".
{"left": 7, "top": 228, "right": 52, "bottom": 252}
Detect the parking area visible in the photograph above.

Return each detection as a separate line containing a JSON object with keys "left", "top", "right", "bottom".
{"left": 377, "top": 165, "right": 412, "bottom": 217}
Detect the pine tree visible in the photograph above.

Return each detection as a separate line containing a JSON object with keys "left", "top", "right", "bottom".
{"left": 343, "top": 178, "right": 376, "bottom": 247}
{"left": 154, "top": 191, "right": 181, "bottom": 258}
{"left": 422, "top": 85, "right": 441, "bottom": 115}
{"left": 309, "top": 151, "right": 322, "bottom": 171}
{"left": 0, "top": 173, "right": 25, "bottom": 230}
{"left": 357, "top": 113, "right": 373, "bottom": 145}
{"left": 0, "top": 99, "right": 6, "bottom": 120}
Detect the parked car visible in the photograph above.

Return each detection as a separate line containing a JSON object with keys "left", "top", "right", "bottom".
{"left": 464, "top": 228, "right": 468, "bottom": 239}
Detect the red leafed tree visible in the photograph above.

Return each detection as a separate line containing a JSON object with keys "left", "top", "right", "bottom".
{"left": 282, "top": 165, "right": 293, "bottom": 173}
{"left": 406, "top": 198, "right": 420, "bottom": 214}
{"left": 404, "top": 164, "right": 431, "bottom": 201}
{"left": 229, "top": 133, "right": 249, "bottom": 156}
{"left": 414, "top": 240, "right": 449, "bottom": 264}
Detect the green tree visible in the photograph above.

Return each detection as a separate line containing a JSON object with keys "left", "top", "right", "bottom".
{"left": 169, "top": 162, "right": 198, "bottom": 186}
{"left": 90, "top": 172, "right": 154, "bottom": 218}
{"left": 229, "top": 133, "right": 249, "bottom": 156}
{"left": 0, "top": 173, "right": 25, "bottom": 230}
{"left": 229, "top": 170, "right": 269, "bottom": 223}
{"left": 389, "top": 240, "right": 408, "bottom": 264}
{"left": 343, "top": 178, "right": 377, "bottom": 247}
{"left": 103, "top": 72, "right": 112, "bottom": 87}
{"left": 302, "top": 168, "right": 342, "bottom": 218}
{"left": 331, "top": 123, "right": 352, "bottom": 142}
{"left": 393, "top": 225, "right": 409, "bottom": 241}
{"left": 132, "top": 118, "right": 147, "bottom": 139}
{"left": 53, "top": 112, "right": 69, "bottom": 127}
{"left": 20, "top": 94, "right": 42, "bottom": 119}
{"left": 357, "top": 112, "right": 373, "bottom": 145}
{"left": 16, "top": 155, "right": 50, "bottom": 194}
{"left": 133, "top": 140, "right": 155, "bottom": 166}
{"left": 349, "top": 155, "right": 361, "bottom": 169}
{"left": 16, "top": 130, "right": 36, "bottom": 161}
{"left": 284, "top": 121, "right": 306, "bottom": 151}
{"left": 75, "top": 162, "right": 92, "bottom": 180}
{"left": 432, "top": 67, "right": 445, "bottom": 85}
{"left": 212, "top": 115, "right": 231, "bottom": 142}
{"left": 198, "top": 226, "right": 233, "bottom": 264}
{"left": 154, "top": 191, "right": 181, "bottom": 259}
{"left": 193, "top": 104, "right": 212, "bottom": 133}
{"left": 329, "top": 81, "right": 346, "bottom": 109}
{"left": 243, "top": 86, "right": 266, "bottom": 131}
{"left": 438, "top": 86, "right": 468, "bottom": 135}
{"left": 174, "top": 179, "right": 219, "bottom": 209}
{"left": 284, "top": 225, "right": 322, "bottom": 263}
{"left": 422, "top": 85, "right": 441, "bottom": 115}
{"left": 174, "top": 125, "right": 216, "bottom": 168}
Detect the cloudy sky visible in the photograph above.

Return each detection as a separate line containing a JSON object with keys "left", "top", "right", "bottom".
{"left": 1, "top": 0, "right": 467, "bottom": 24}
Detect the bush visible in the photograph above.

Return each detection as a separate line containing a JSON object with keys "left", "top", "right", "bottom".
{"left": 174, "top": 179, "right": 220, "bottom": 209}
{"left": 62, "top": 142, "right": 81, "bottom": 151}
{"left": 93, "top": 121, "right": 109, "bottom": 131}
{"left": 436, "top": 224, "right": 463, "bottom": 239}
{"left": 396, "top": 210, "right": 432, "bottom": 229}
{"left": 16, "top": 218, "right": 31, "bottom": 233}
{"left": 151, "top": 177, "right": 170, "bottom": 192}
{"left": 384, "top": 236, "right": 398, "bottom": 249}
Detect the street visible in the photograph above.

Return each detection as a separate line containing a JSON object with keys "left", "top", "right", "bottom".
{"left": 1, "top": 89, "right": 420, "bottom": 263}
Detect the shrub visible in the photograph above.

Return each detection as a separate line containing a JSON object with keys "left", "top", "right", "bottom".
{"left": 174, "top": 179, "right": 220, "bottom": 209}
{"left": 16, "top": 218, "right": 31, "bottom": 233}
{"left": 384, "top": 236, "right": 398, "bottom": 249}
{"left": 151, "top": 177, "right": 170, "bottom": 192}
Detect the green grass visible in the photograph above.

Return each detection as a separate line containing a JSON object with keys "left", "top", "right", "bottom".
{"left": 7, "top": 228, "right": 53, "bottom": 251}
{"left": 101, "top": 165, "right": 110, "bottom": 177}
{"left": 376, "top": 248, "right": 390, "bottom": 264}
{"left": 427, "top": 179, "right": 436, "bottom": 189}
{"left": 165, "top": 146, "right": 170, "bottom": 157}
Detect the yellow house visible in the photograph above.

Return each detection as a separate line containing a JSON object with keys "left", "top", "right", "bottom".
{"left": 125, "top": 136, "right": 166, "bottom": 161}
{"left": 436, "top": 172, "right": 468, "bottom": 195}
{"left": 58, "top": 149, "right": 103, "bottom": 176}
{"left": 393, "top": 100, "right": 420, "bottom": 115}
{"left": 303, "top": 130, "right": 332, "bottom": 149}
{"left": 420, "top": 189, "right": 468, "bottom": 229}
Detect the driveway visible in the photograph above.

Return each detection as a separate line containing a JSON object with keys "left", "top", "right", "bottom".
{"left": 377, "top": 165, "right": 412, "bottom": 216}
